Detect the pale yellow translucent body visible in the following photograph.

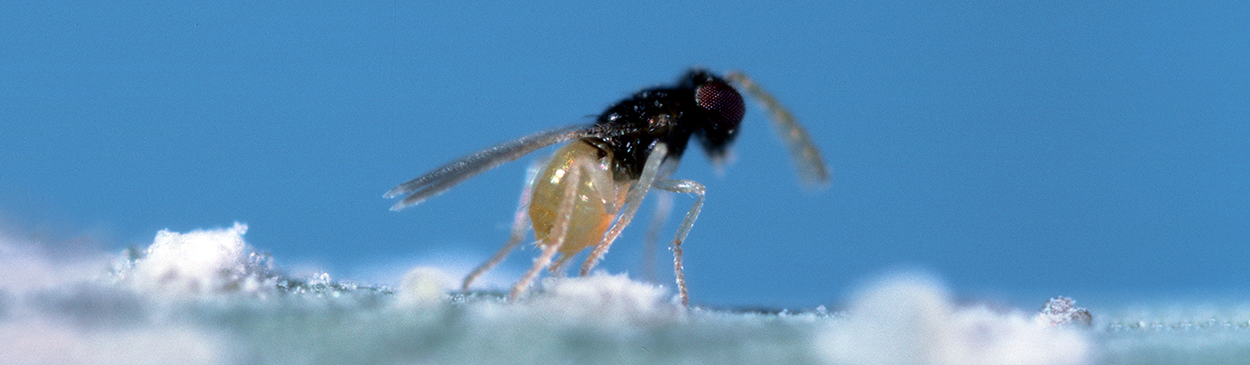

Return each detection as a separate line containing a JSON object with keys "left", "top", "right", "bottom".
{"left": 528, "top": 141, "right": 627, "bottom": 255}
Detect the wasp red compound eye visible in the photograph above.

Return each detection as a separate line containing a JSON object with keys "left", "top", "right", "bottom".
{"left": 696, "top": 81, "right": 746, "bottom": 130}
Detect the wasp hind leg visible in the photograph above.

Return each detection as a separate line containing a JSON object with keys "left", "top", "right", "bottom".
{"left": 462, "top": 163, "right": 542, "bottom": 293}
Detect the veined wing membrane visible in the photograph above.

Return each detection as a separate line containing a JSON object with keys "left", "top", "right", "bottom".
{"left": 386, "top": 124, "right": 604, "bottom": 210}
{"left": 725, "top": 71, "right": 831, "bottom": 189}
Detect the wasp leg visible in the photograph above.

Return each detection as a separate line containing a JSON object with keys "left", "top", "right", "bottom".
{"left": 509, "top": 164, "right": 582, "bottom": 301}
{"left": 579, "top": 143, "right": 669, "bottom": 277}
{"left": 653, "top": 178, "right": 705, "bottom": 306}
{"left": 462, "top": 163, "right": 542, "bottom": 292}
{"left": 641, "top": 191, "right": 673, "bottom": 283}
{"left": 548, "top": 253, "right": 573, "bottom": 277}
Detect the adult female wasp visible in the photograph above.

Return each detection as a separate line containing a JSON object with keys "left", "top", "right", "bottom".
{"left": 386, "top": 70, "right": 828, "bottom": 305}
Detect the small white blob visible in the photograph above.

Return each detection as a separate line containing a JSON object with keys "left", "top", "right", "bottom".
{"left": 396, "top": 266, "right": 451, "bottom": 307}
{"left": 817, "top": 273, "right": 1090, "bottom": 365}
{"left": 121, "top": 222, "right": 270, "bottom": 297}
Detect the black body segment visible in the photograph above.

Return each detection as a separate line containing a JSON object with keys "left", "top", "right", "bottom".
{"left": 590, "top": 70, "right": 745, "bottom": 181}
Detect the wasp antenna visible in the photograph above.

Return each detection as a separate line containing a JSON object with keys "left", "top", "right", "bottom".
{"left": 726, "top": 71, "right": 831, "bottom": 189}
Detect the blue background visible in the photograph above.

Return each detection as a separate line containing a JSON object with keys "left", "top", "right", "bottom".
{"left": 2, "top": 2, "right": 1246, "bottom": 308}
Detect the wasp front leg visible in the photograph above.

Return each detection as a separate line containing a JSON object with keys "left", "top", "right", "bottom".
{"left": 653, "top": 178, "right": 705, "bottom": 306}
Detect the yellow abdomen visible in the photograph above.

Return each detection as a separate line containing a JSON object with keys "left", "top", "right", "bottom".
{"left": 528, "top": 140, "right": 624, "bottom": 255}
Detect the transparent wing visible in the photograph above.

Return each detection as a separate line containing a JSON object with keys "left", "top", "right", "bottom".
{"left": 726, "top": 71, "right": 831, "bottom": 189}
{"left": 385, "top": 123, "right": 605, "bottom": 210}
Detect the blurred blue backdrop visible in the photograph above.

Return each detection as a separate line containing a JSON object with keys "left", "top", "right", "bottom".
{"left": 2, "top": 1, "right": 1246, "bottom": 308}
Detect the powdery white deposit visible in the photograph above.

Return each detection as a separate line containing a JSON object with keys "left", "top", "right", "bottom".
{"left": 0, "top": 223, "right": 1241, "bottom": 364}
